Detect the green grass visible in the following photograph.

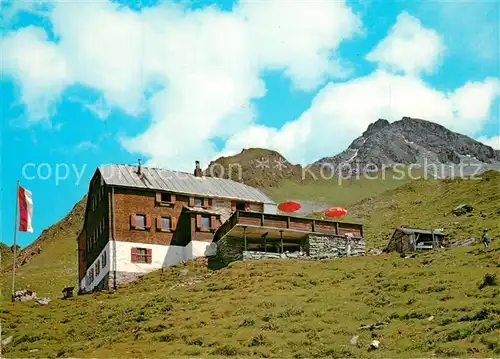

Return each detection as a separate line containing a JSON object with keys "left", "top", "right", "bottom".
{"left": 342, "top": 170, "right": 500, "bottom": 248}
{"left": 265, "top": 168, "right": 416, "bottom": 206}
{"left": 1, "top": 171, "right": 499, "bottom": 357}
{"left": 0, "top": 231, "right": 78, "bottom": 300}
{"left": 1, "top": 245, "right": 499, "bottom": 358}
{"left": 0, "top": 243, "right": 13, "bottom": 269}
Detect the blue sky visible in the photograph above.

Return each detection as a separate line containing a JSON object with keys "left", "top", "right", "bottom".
{"left": 1, "top": 0, "right": 499, "bottom": 247}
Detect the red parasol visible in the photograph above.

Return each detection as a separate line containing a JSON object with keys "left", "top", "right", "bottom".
{"left": 325, "top": 207, "right": 347, "bottom": 217}
{"left": 278, "top": 200, "right": 301, "bottom": 213}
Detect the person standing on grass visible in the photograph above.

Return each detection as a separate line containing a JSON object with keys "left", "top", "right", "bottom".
{"left": 482, "top": 229, "right": 491, "bottom": 251}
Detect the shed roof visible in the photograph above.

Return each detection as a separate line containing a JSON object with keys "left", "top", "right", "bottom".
{"left": 99, "top": 164, "right": 274, "bottom": 204}
{"left": 395, "top": 227, "right": 445, "bottom": 236}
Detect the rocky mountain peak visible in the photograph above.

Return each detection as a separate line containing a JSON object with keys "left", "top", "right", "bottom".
{"left": 313, "top": 117, "right": 500, "bottom": 177}
{"left": 362, "top": 118, "right": 390, "bottom": 137}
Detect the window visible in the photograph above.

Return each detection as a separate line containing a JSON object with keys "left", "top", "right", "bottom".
{"left": 101, "top": 251, "right": 107, "bottom": 268}
{"left": 136, "top": 214, "right": 146, "bottom": 228}
{"left": 89, "top": 268, "right": 94, "bottom": 283}
{"left": 161, "top": 217, "right": 170, "bottom": 230}
{"left": 131, "top": 247, "right": 152, "bottom": 263}
{"left": 201, "top": 216, "right": 210, "bottom": 230}
{"left": 236, "top": 202, "right": 248, "bottom": 211}
{"left": 96, "top": 260, "right": 100, "bottom": 276}
{"left": 161, "top": 193, "right": 171, "bottom": 202}
{"left": 194, "top": 198, "right": 203, "bottom": 207}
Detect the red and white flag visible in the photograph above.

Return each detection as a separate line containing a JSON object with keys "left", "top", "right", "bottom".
{"left": 18, "top": 185, "right": 33, "bottom": 232}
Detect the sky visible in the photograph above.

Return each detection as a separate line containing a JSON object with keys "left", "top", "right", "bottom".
{"left": 1, "top": 0, "right": 499, "bottom": 247}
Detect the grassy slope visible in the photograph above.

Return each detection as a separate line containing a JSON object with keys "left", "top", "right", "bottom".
{"left": 265, "top": 168, "right": 416, "bottom": 206}
{"left": 0, "top": 243, "right": 12, "bottom": 269}
{"left": 1, "top": 172, "right": 499, "bottom": 357}
{"left": 0, "top": 197, "right": 85, "bottom": 301}
{"left": 342, "top": 170, "right": 500, "bottom": 248}
{"left": 2, "top": 247, "right": 499, "bottom": 358}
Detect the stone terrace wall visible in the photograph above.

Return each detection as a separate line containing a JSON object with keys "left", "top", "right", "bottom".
{"left": 242, "top": 251, "right": 308, "bottom": 260}
{"left": 218, "top": 234, "right": 365, "bottom": 264}
{"left": 307, "top": 234, "right": 365, "bottom": 259}
{"left": 216, "top": 237, "right": 244, "bottom": 264}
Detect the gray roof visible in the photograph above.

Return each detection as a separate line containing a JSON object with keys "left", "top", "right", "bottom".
{"left": 395, "top": 227, "right": 445, "bottom": 236}
{"left": 99, "top": 164, "right": 275, "bottom": 204}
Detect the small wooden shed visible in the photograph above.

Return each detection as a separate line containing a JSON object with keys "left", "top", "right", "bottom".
{"left": 386, "top": 227, "right": 445, "bottom": 253}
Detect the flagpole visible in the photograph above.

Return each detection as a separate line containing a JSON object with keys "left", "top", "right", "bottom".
{"left": 12, "top": 180, "right": 19, "bottom": 301}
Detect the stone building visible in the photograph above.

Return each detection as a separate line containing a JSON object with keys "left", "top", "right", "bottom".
{"left": 78, "top": 161, "right": 365, "bottom": 293}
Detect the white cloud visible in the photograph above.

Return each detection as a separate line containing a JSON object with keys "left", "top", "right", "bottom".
{"left": 2, "top": 0, "right": 361, "bottom": 170}
{"left": 366, "top": 12, "right": 445, "bottom": 75}
{"left": 476, "top": 135, "right": 500, "bottom": 150}
{"left": 2, "top": 2, "right": 498, "bottom": 170}
{"left": 2, "top": 26, "right": 70, "bottom": 122}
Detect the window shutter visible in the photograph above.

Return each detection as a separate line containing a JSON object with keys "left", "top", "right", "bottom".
{"left": 231, "top": 201, "right": 236, "bottom": 211}
{"left": 196, "top": 214, "right": 202, "bottom": 229}
{"left": 244, "top": 203, "right": 250, "bottom": 211}
{"left": 189, "top": 197, "right": 195, "bottom": 206}
{"left": 203, "top": 198, "right": 209, "bottom": 208}
{"left": 207, "top": 198, "right": 213, "bottom": 209}
{"left": 130, "top": 214, "right": 136, "bottom": 229}
{"left": 131, "top": 247, "right": 137, "bottom": 262}
{"left": 156, "top": 217, "right": 161, "bottom": 230}
{"left": 145, "top": 215, "right": 151, "bottom": 229}
{"left": 155, "top": 192, "right": 161, "bottom": 203}
{"left": 171, "top": 217, "right": 177, "bottom": 230}
{"left": 146, "top": 248, "right": 152, "bottom": 264}
{"left": 210, "top": 215, "right": 217, "bottom": 229}
{"left": 171, "top": 194, "right": 176, "bottom": 203}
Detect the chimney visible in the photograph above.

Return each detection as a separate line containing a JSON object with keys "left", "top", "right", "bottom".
{"left": 194, "top": 160, "right": 203, "bottom": 177}
{"left": 137, "top": 159, "right": 142, "bottom": 175}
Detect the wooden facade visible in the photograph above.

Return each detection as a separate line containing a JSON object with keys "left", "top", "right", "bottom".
{"left": 386, "top": 227, "right": 445, "bottom": 253}
{"left": 214, "top": 210, "right": 363, "bottom": 246}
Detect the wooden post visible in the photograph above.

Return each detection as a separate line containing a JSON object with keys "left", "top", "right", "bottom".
{"left": 335, "top": 222, "right": 339, "bottom": 235}
{"left": 312, "top": 220, "right": 316, "bottom": 232}
{"left": 243, "top": 226, "right": 247, "bottom": 251}
{"left": 280, "top": 230, "right": 284, "bottom": 253}
{"left": 261, "top": 232, "right": 268, "bottom": 252}
{"left": 261, "top": 213, "right": 264, "bottom": 226}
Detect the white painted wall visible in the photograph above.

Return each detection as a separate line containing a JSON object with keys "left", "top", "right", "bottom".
{"left": 264, "top": 203, "right": 277, "bottom": 214}
{"left": 114, "top": 241, "right": 185, "bottom": 272}
{"left": 186, "top": 240, "right": 217, "bottom": 259}
{"left": 80, "top": 240, "right": 218, "bottom": 292}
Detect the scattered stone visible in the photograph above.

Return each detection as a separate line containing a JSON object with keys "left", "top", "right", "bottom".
{"left": 350, "top": 335, "right": 359, "bottom": 345}
{"left": 370, "top": 340, "right": 380, "bottom": 349}
{"left": 360, "top": 322, "right": 386, "bottom": 330}
{"left": 496, "top": 208, "right": 500, "bottom": 215}
{"left": 480, "top": 212, "right": 488, "bottom": 218}
{"left": 368, "top": 248, "right": 383, "bottom": 256}
{"left": 12, "top": 289, "right": 37, "bottom": 302}
{"left": 427, "top": 315, "right": 435, "bottom": 321}
{"left": 29, "top": 349, "right": 39, "bottom": 353}
{"left": 1, "top": 336, "right": 13, "bottom": 346}
{"left": 449, "top": 235, "right": 475, "bottom": 247}
{"left": 452, "top": 204, "right": 473, "bottom": 216}
{"left": 179, "top": 269, "right": 189, "bottom": 276}
{"left": 35, "top": 297, "right": 51, "bottom": 305}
